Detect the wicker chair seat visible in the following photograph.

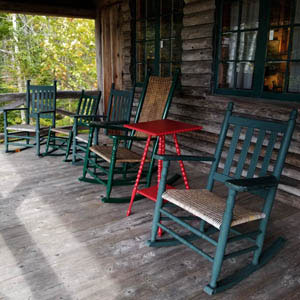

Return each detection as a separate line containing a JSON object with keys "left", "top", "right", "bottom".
{"left": 163, "top": 189, "right": 265, "bottom": 229}
{"left": 6, "top": 124, "right": 48, "bottom": 133}
{"left": 90, "top": 145, "right": 151, "bottom": 163}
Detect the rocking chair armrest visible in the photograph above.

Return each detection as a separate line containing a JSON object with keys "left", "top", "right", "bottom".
{"left": 34, "top": 110, "right": 55, "bottom": 116}
{"left": 73, "top": 114, "right": 106, "bottom": 119}
{"left": 225, "top": 175, "right": 278, "bottom": 192}
{"left": 154, "top": 154, "right": 215, "bottom": 162}
{"left": 3, "top": 107, "right": 27, "bottom": 113}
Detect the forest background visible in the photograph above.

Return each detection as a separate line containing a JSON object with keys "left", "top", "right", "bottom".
{"left": 0, "top": 13, "right": 97, "bottom": 133}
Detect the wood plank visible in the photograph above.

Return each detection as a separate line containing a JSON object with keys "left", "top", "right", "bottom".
{"left": 0, "top": 145, "right": 299, "bottom": 299}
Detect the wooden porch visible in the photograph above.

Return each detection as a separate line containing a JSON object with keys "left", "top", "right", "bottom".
{"left": 0, "top": 145, "right": 300, "bottom": 299}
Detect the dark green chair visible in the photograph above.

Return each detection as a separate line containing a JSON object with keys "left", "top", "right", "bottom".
{"left": 148, "top": 102, "right": 297, "bottom": 295}
{"left": 44, "top": 90, "right": 101, "bottom": 161}
{"left": 79, "top": 70, "right": 179, "bottom": 203}
{"left": 3, "top": 80, "right": 57, "bottom": 156}
{"left": 72, "top": 83, "right": 135, "bottom": 164}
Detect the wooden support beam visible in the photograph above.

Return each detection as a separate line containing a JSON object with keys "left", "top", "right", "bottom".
{"left": 0, "top": 0, "right": 97, "bottom": 19}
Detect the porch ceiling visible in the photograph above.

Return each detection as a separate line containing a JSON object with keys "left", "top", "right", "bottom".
{"left": 0, "top": 0, "right": 102, "bottom": 19}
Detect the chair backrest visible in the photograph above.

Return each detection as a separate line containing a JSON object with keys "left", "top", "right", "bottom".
{"left": 26, "top": 80, "right": 57, "bottom": 121}
{"left": 133, "top": 69, "right": 180, "bottom": 137}
{"left": 76, "top": 90, "right": 101, "bottom": 125}
{"left": 106, "top": 83, "right": 135, "bottom": 123}
{"left": 206, "top": 102, "right": 298, "bottom": 198}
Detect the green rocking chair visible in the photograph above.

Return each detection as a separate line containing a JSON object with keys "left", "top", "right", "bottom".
{"left": 71, "top": 84, "right": 134, "bottom": 164}
{"left": 3, "top": 80, "right": 57, "bottom": 156}
{"left": 79, "top": 70, "right": 179, "bottom": 203}
{"left": 43, "top": 90, "right": 101, "bottom": 161}
{"left": 148, "top": 102, "right": 297, "bottom": 295}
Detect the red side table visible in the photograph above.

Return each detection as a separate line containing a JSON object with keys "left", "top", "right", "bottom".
{"left": 124, "top": 119, "right": 202, "bottom": 216}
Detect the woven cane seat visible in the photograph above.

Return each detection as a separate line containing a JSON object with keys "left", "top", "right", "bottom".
{"left": 90, "top": 145, "right": 151, "bottom": 163}
{"left": 6, "top": 124, "right": 48, "bottom": 132}
{"left": 163, "top": 189, "right": 265, "bottom": 229}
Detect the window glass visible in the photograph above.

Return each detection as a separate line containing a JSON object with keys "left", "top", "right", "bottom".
{"left": 135, "top": 0, "right": 183, "bottom": 83}
{"left": 216, "top": 0, "right": 300, "bottom": 101}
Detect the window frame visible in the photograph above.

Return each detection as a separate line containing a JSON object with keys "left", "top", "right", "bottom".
{"left": 214, "top": 0, "right": 300, "bottom": 102}
{"left": 132, "top": 0, "right": 183, "bottom": 87}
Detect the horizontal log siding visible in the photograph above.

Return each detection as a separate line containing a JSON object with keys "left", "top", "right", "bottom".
{"left": 168, "top": 0, "right": 300, "bottom": 208}
{"left": 121, "top": 0, "right": 300, "bottom": 207}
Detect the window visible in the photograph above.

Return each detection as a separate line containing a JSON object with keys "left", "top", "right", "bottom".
{"left": 134, "top": 0, "right": 184, "bottom": 84}
{"left": 215, "top": 0, "right": 300, "bottom": 101}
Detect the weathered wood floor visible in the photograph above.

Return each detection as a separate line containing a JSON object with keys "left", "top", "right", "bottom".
{"left": 0, "top": 145, "right": 300, "bottom": 300}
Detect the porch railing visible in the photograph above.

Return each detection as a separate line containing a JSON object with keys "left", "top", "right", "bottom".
{"left": 0, "top": 90, "right": 101, "bottom": 138}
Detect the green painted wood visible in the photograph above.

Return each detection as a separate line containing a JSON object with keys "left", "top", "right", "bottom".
{"left": 223, "top": 125, "right": 241, "bottom": 176}
{"left": 80, "top": 70, "right": 179, "bottom": 203}
{"left": 4, "top": 80, "right": 57, "bottom": 156}
{"left": 247, "top": 129, "right": 266, "bottom": 178}
{"left": 148, "top": 102, "right": 298, "bottom": 295}
{"left": 44, "top": 90, "right": 101, "bottom": 161}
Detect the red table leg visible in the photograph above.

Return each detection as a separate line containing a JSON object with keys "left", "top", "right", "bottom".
{"left": 157, "top": 135, "right": 165, "bottom": 237}
{"left": 173, "top": 133, "right": 190, "bottom": 189}
{"left": 126, "top": 135, "right": 152, "bottom": 216}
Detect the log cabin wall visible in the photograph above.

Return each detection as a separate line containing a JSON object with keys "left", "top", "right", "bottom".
{"left": 118, "top": 0, "right": 300, "bottom": 208}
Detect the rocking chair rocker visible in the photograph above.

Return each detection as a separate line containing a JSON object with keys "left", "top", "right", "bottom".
{"left": 148, "top": 102, "right": 297, "bottom": 295}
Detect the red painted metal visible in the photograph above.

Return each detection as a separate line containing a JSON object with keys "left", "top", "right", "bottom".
{"left": 126, "top": 135, "right": 152, "bottom": 216}
{"left": 173, "top": 133, "right": 190, "bottom": 189}
{"left": 125, "top": 119, "right": 202, "bottom": 216}
{"left": 124, "top": 119, "right": 202, "bottom": 136}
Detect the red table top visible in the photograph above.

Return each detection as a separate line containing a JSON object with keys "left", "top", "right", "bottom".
{"left": 124, "top": 119, "right": 202, "bottom": 136}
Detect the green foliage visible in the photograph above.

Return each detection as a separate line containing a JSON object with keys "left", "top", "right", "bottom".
{"left": 0, "top": 14, "right": 97, "bottom": 137}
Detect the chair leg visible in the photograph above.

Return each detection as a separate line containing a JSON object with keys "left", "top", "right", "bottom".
{"left": 149, "top": 160, "right": 170, "bottom": 243}
{"left": 104, "top": 139, "right": 118, "bottom": 201}
{"left": 36, "top": 131, "right": 40, "bottom": 156}
{"left": 253, "top": 188, "right": 277, "bottom": 265}
{"left": 200, "top": 220, "right": 206, "bottom": 233}
{"left": 45, "top": 128, "right": 52, "bottom": 154}
{"left": 64, "top": 131, "right": 73, "bottom": 162}
{"left": 4, "top": 130, "right": 8, "bottom": 153}
{"left": 72, "top": 136, "right": 77, "bottom": 164}
{"left": 82, "top": 147, "right": 91, "bottom": 179}
{"left": 205, "top": 189, "right": 236, "bottom": 293}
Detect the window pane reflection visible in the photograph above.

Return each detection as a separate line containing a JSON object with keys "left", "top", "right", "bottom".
{"left": 288, "top": 62, "right": 300, "bottom": 92}
{"left": 146, "top": 20, "right": 155, "bottom": 40}
{"left": 136, "top": 42, "right": 145, "bottom": 62}
{"left": 146, "top": 41, "right": 155, "bottom": 60}
{"left": 236, "top": 63, "right": 254, "bottom": 89}
{"left": 238, "top": 31, "right": 257, "bottom": 60}
{"left": 161, "top": 15, "right": 171, "bottom": 39}
{"left": 221, "top": 33, "right": 237, "bottom": 60}
{"left": 136, "top": 64, "right": 145, "bottom": 82}
{"left": 291, "top": 27, "right": 300, "bottom": 59}
{"left": 160, "top": 63, "right": 170, "bottom": 76}
{"left": 136, "top": 21, "right": 145, "bottom": 41}
{"left": 222, "top": 0, "right": 239, "bottom": 31}
{"left": 218, "top": 62, "right": 235, "bottom": 88}
{"left": 267, "top": 28, "right": 290, "bottom": 60}
{"left": 264, "top": 62, "right": 286, "bottom": 92}
{"left": 270, "top": 0, "right": 292, "bottom": 26}
{"left": 295, "top": 0, "right": 300, "bottom": 23}
{"left": 160, "top": 40, "right": 171, "bottom": 62}
{"left": 241, "top": 0, "right": 259, "bottom": 29}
